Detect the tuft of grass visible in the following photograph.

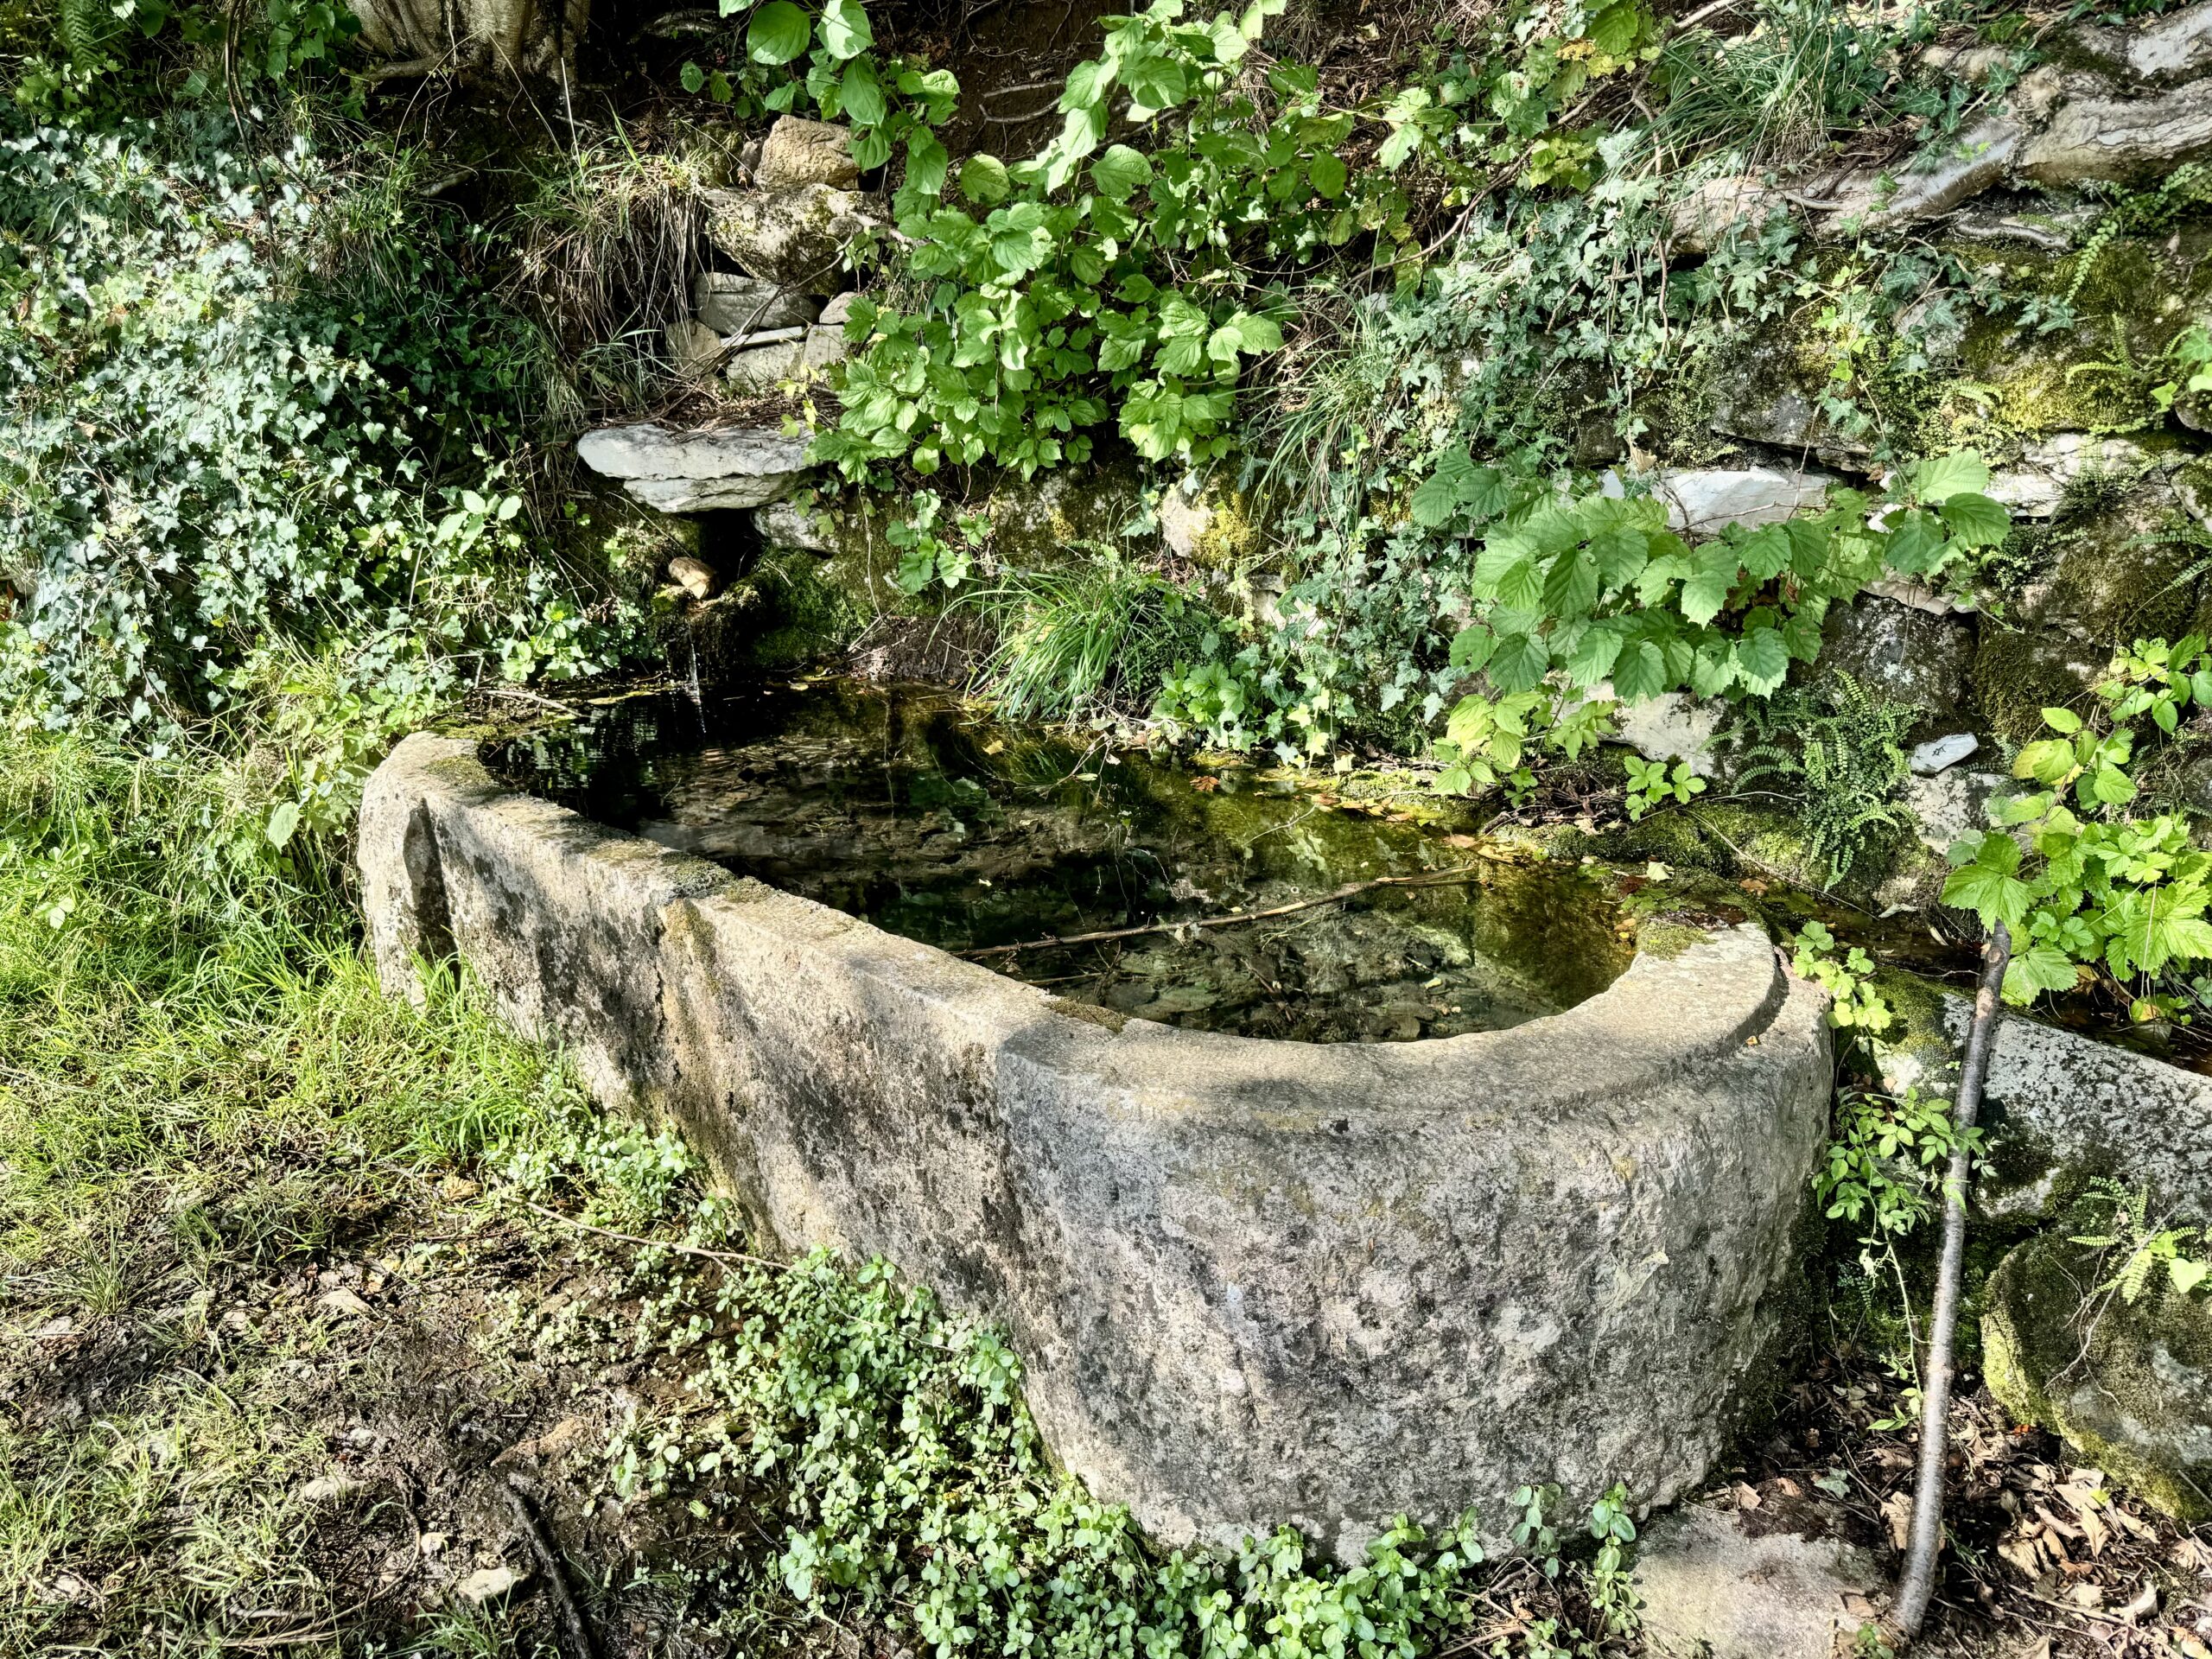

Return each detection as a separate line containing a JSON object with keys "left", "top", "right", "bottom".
{"left": 962, "top": 556, "right": 1211, "bottom": 724}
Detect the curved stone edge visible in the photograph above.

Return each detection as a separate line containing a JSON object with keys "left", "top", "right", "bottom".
{"left": 360, "top": 733, "right": 1835, "bottom": 1560}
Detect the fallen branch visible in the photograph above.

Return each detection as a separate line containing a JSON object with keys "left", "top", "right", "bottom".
{"left": 504, "top": 1475, "right": 602, "bottom": 1659}
{"left": 956, "top": 869, "right": 1484, "bottom": 960}
{"left": 1891, "top": 919, "right": 2012, "bottom": 1643}
{"left": 511, "top": 1198, "right": 784, "bottom": 1271}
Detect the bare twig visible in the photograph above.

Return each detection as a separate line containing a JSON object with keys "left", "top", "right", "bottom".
{"left": 504, "top": 1477, "right": 602, "bottom": 1659}
{"left": 512, "top": 1198, "right": 784, "bottom": 1271}
{"left": 1891, "top": 920, "right": 2012, "bottom": 1644}
{"left": 957, "top": 869, "right": 1485, "bottom": 959}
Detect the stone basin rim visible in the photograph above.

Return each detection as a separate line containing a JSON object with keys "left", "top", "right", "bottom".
{"left": 427, "top": 732, "right": 1796, "bottom": 1108}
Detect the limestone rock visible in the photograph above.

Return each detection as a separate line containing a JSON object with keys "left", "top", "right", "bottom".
{"left": 451, "top": 1563, "right": 527, "bottom": 1605}
{"left": 668, "top": 556, "right": 718, "bottom": 601}
{"left": 1984, "top": 1229, "right": 2212, "bottom": 1522}
{"left": 1899, "top": 767, "right": 2010, "bottom": 852}
{"left": 726, "top": 326, "right": 849, "bottom": 395}
{"left": 1878, "top": 997, "right": 2212, "bottom": 1221}
{"left": 1609, "top": 691, "right": 1725, "bottom": 778}
{"left": 755, "top": 499, "right": 837, "bottom": 556}
{"left": 1987, "top": 433, "right": 2154, "bottom": 518}
{"left": 1815, "top": 116, "right": 2024, "bottom": 237}
{"left": 2011, "top": 483, "right": 2202, "bottom": 643}
{"left": 1972, "top": 626, "right": 2109, "bottom": 743}
{"left": 1634, "top": 1503, "right": 1884, "bottom": 1659}
{"left": 1705, "top": 338, "right": 1870, "bottom": 461}
{"left": 1655, "top": 465, "right": 1833, "bottom": 536}
{"left": 695, "top": 270, "right": 820, "bottom": 334}
{"left": 1812, "top": 595, "right": 1976, "bottom": 720}
{"left": 705, "top": 184, "right": 880, "bottom": 295}
{"left": 756, "top": 115, "right": 861, "bottom": 190}
{"left": 817, "top": 290, "right": 860, "bottom": 327}
{"left": 665, "top": 318, "right": 722, "bottom": 373}
{"left": 2020, "top": 81, "right": 2212, "bottom": 185}
{"left": 1665, "top": 175, "right": 1789, "bottom": 256}
{"left": 2126, "top": 0, "right": 2212, "bottom": 80}
{"left": 1909, "top": 733, "right": 1977, "bottom": 775}
{"left": 576, "top": 423, "right": 809, "bottom": 513}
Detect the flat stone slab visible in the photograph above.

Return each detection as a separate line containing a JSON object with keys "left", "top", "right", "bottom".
{"left": 359, "top": 735, "right": 1833, "bottom": 1560}
{"left": 575, "top": 423, "right": 809, "bottom": 512}
{"left": 1883, "top": 994, "right": 2212, "bottom": 1220}
{"left": 1636, "top": 1503, "right": 1884, "bottom": 1659}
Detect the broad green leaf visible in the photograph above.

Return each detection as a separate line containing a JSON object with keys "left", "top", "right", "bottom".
{"left": 1412, "top": 451, "right": 1478, "bottom": 528}
{"left": 1377, "top": 124, "right": 1421, "bottom": 169}
{"left": 2042, "top": 706, "right": 2082, "bottom": 734}
{"left": 1678, "top": 547, "right": 1737, "bottom": 627}
{"left": 1125, "top": 52, "right": 1187, "bottom": 110}
{"left": 1494, "top": 556, "right": 1546, "bottom": 612}
{"left": 1091, "top": 144, "right": 1153, "bottom": 203}
{"left": 1448, "top": 626, "right": 1495, "bottom": 672}
{"left": 1542, "top": 549, "right": 1599, "bottom": 617}
{"left": 817, "top": 0, "right": 873, "bottom": 59}
{"left": 1733, "top": 626, "right": 1789, "bottom": 696}
{"left": 838, "top": 58, "right": 886, "bottom": 125}
{"left": 1940, "top": 834, "right": 2031, "bottom": 930}
{"left": 680, "top": 60, "right": 706, "bottom": 92}
{"left": 1913, "top": 451, "right": 1991, "bottom": 504}
{"left": 1881, "top": 509, "right": 1945, "bottom": 575}
{"left": 265, "top": 800, "right": 301, "bottom": 848}
{"left": 2013, "top": 739, "right": 2076, "bottom": 785}
{"left": 1308, "top": 152, "right": 1347, "bottom": 199}
{"left": 747, "top": 0, "right": 810, "bottom": 63}
{"left": 1611, "top": 639, "right": 1667, "bottom": 703}
{"left": 960, "top": 155, "right": 1011, "bottom": 204}
{"left": 1566, "top": 625, "right": 1624, "bottom": 688}
{"left": 2003, "top": 944, "right": 2080, "bottom": 1002}
{"left": 1487, "top": 631, "right": 1550, "bottom": 692}
{"left": 904, "top": 130, "right": 947, "bottom": 196}
{"left": 1937, "top": 491, "right": 2009, "bottom": 549}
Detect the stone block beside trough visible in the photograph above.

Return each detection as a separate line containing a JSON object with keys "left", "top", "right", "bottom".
{"left": 358, "top": 734, "right": 1834, "bottom": 1560}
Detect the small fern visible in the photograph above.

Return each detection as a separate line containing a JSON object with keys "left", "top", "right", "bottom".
{"left": 55, "top": 0, "right": 115, "bottom": 63}
{"left": 1732, "top": 672, "right": 1914, "bottom": 887}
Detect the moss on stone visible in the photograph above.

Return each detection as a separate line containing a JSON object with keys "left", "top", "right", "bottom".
{"left": 1971, "top": 626, "right": 2106, "bottom": 743}
{"left": 1983, "top": 1229, "right": 2212, "bottom": 1523}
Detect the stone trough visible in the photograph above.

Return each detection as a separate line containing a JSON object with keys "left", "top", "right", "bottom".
{"left": 359, "top": 733, "right": 1834, "bottom": 1559}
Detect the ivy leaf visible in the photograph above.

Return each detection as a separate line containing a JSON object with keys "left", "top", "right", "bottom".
{"left": 1940, "top": 834, "right": 2032, "bottom": 931}
{"left": 1308, "top": 152, "right": 1347, "bottom": 200}
{"left": 1913, "top": 451, "right": 1991, "bottom": 503}
{"left": 1937, "top": 491, "right": 2009, "bottom": 549}
{"left": 1091, "top": 144, "right": 1152, "bottom": 204}
{"left": 960, "top": 155, "right": 1011, "bottom": 204}
{"left": 817, "top": 0, "right": 873, "bottom": 59}
{"left": 747, "top": 0, "right": 810, "bottom": 64}
{"left": 1487, "top": 631, "right": 1550, "bottom": 693}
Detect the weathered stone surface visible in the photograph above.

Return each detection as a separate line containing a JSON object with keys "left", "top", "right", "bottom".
{"left": 1984, "top": 1230, "right": 2212, "bottom": 1521}
{"left": 1988, "top": 434, "right": 2154, "bottom": 517}
{"left": 1610, "top": 691, "right": 1726, "bottom": 778}
{"left": 2012, "top": 483, "right": 2202, "bottom": 644}
{"left": 817, "top": 290, "right": 860, "bottom": 327}
{"left": 665, "top": 318, "right": 722, "bottom": 372}
{"left": 705, "top": 184, "right": 879, "bottom": 295}
{"left": 2020, "top": 82, "right": 2212, "bottom": 185}
{"left": 2126, "top": 0, "right": 2212, "bottom": 80}
{"left": 360, "top": 737, "right": 1832, "bottom": 1560}
{"left": 756, "top": 115, "right": 861, "bottom": 190}
{"left": 1813, "top": 595, "right": 1976, "bottom": 720}
{"left": 1655, "top": 465, "right": 1833, "bottom": 535}
{"left": 695, "top": 270, "right": 820, "bottom": 334}
{"left": 1666, "top": 175, "right": 1789, "bottom": 256}
{"left": 1878, "top": 996, "right": 2212, "bottom": 1221}
{"left": 1815, "top": 116, "right": 2024, "bottom": 236}
{"left": 1635, "top": 1503, "right": 1884, "bottom": 1659}
{"left": 576, "top": 423, "right": 809, "bottom": 513}
{"left": 667, "top": 555, "right": 718, "bottom": 601}
{"left": 1898, "top": 767, "right": 2010, "bottom": 853}
{"left": 1972, "top": 626, "right": 2107, "bottom": 743}
{"left": 726, "top": 326, "right": 849, "bottom": 395}
{"left": 1704, "top": 339, "right": 1870, "bottom": 461}
{"left": 1909, "top": 733, "right": 1977, "bottom": 775}
{"left": 345, "top": 0, "right": 583, "bottom": 75}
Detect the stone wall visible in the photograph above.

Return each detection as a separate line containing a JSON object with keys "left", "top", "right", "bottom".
{"left": 359, "top": 734, "right": 1835, "bottom": 1559}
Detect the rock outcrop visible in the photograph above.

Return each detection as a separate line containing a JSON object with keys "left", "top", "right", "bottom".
{"left": 705, "top": 181, "right": 879, "bottom": 295}
{"left": 1634, "top": 1503, "right": 1885, "bottom": 1659}
{"left": 575, "top": 423, "right": 808, "bottom": 512}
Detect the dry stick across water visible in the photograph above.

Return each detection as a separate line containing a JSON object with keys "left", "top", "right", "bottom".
{"left": 953, "top": 869, "right": 1490, "bottom": 960}
{"left": 1891, "top": 919, "right": 2013, "bottom": 1643}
